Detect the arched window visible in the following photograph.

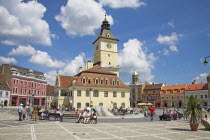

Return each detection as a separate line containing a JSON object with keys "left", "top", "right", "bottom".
{"left": 88, "top": 78, "right": 91, "bottom": 84}
{"left": 100, "top": 79, "right": 103, "bottom": 84}
{"left": 86, "top": 102, "right": 90, "bottom": 107}
{"left": 105, "top": 79, "right": 108, "bottom": 84}
{"left": 77, "top": 103, "right": 81, "bottom": 109}
{"left": 112, "top": 80, "right": 115, "bottom": 85}
{"left": 82, "top": 78, "right": 86, "bottom": 83}
{"left": 95, "top": 78, "right": 99, "bottom": 84}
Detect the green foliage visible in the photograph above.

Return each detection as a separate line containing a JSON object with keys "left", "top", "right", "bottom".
{"left": 186, "top": 95, "right": 202, "bottom": 124}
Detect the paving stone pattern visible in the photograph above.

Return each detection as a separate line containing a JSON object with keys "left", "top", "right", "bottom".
{"left": 0, "top": 111, "right": 209, "bottom": 140}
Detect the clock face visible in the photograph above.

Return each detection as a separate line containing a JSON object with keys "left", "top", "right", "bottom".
{"left": 107, "top": 43, "right": 112, "bottom": 49}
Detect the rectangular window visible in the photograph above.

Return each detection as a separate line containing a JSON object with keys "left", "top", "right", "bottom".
{"left": 86, "top": 90, "right": 89, "bottom": 97}
{"left": 104, "top": 91, "right": 108, "bottom": 97}
{"left": 77, "top": 103, "right": 81, "bottom": 108}
{"left": 186, "top": 96, "right": 188, "bottom": 99}
{"left": 205, "top": 94, "right": 208, "bottom": 98}
{"left": 162, "top": 97, "right": 164, "bottom": 100}
{"left": 195, "top": 95, "right": 197, "bottom": 98}
{"left": 201, "top": 95, "right": 203, "bottom": 99}
{"left": 93, "top": 90, "right": 99, "bottom": 97}
{"left": 113, "top": 91, "right": 117, "bottom": 97}
{"left": 177, "top": 96, "right": 179, "bottom": 99}
{"left": 121, "top": 92, "right": 125, "bottom": 97}
{"left": 77, "top": 90, "right": 81, "bottom": 97}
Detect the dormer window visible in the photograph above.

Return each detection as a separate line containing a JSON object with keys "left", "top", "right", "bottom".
{"left": 95, "top": 78, "right": 99, "bottom": 84}
{"left": 105, "top": 79, "right": 108, "bottom": 84}
{"left": 82, "top": 78, "right": 86, "bottom": 83}
{"left": 116, "top": 80, "right": 119, "bottom": 85}
{"left": 106, "top": 34, "right": 110, "bottom": 38}
{"left": 87, "top": 78, "right": 91, "bottom": 84}
{"left": 100, "top": 79, "right": 103, "bottom": 84}
{"left": 112, "top": 80, "right": 115, "bottom": 85}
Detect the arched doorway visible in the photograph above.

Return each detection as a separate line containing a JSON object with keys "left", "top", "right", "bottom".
{"left": 164, "top": 102, "right": 167, "bottom": 107}
{"left": 4, "top": 100, "right": 8, "bottom": 107}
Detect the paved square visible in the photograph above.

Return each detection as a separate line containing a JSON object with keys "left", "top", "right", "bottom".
{"left": 0, "top": 111, "right": 209, "bottom": 140}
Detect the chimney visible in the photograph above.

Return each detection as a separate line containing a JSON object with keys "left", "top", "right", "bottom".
{"left": 78, "top": 67, "right": 82, "bottom": 73}
{"left": 86, "top": 60, "right": 93, "bottom": 70}
{"left": 192, "top": 80, "right": 196, "bottom": 84}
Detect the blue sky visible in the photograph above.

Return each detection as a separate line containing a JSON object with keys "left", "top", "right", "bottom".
{"left": 0, "top": 0, "right": 210, "bottom": 85}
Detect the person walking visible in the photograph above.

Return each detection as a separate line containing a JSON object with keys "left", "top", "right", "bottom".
{"left": 149, "top": 106, "right": 156, "bottom": 121}
{"left": 18, "top": 103, "right": 23, "bottom": 121}
{"left": 33, "top": 105, "right": 38, "bottom": 121}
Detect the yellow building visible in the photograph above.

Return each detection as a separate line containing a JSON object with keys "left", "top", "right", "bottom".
{"left": 68, "top": 65, "right": 130, "bottom": 110}
{"left": 54, "top": 75, "right": 76, "bottom": 108}
{"left": 54, "top": 16, "right": 130, "bottom": 110}
{"left": 92, "top": 16, "right": 120, "bottom": 76}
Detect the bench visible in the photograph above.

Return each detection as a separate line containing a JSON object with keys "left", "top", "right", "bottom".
{"left": 48, "top": 113, "right": 61, "bottom": 121}
{"left": 60, "top": 114, "right": 78, "bottom": 122}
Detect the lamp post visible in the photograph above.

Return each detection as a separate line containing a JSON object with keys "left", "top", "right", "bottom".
{"left": 203, "top": 56, "right": 210, "bottom": 65}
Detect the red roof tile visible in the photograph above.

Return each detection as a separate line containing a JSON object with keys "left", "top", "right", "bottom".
{"left": 0, "top": 74, "right": 10, "bottom": 90}
{"left": 144, "top": 84, "right": 163, "bottom": 90}
{"left": 161, "top": 85, "right": 186, "bottom": 94}
{"left": 46, "top": 85, "right": 54, "bottom": 96}
{"left": 185, "top": 83, "right": 208, "bottom": 91}
{"left": 59, "top": 75, "right": 75, "bottom": 88}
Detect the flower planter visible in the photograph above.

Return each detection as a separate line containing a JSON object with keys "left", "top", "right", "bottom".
{"left": 190, "top": 124, "right": 199, "bottom": 131}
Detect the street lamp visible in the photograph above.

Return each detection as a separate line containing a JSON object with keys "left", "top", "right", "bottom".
{"left": 203, "top": 56, "right": 210, "bottom": 65}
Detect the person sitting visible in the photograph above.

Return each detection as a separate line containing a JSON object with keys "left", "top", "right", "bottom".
{"left": 41, "top": 108, "right": 49, "bottom": 120}
{"left": 83, "top": 110, "right": 91, "bottom": 124}
{"left": 91, "top": 111, "right": 97, "bottom": 124}
{"left": 76, "top": 111, "right": 84, "bottom": 123}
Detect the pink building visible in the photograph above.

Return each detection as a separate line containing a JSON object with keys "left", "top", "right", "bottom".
{"left": 0, "top": 64, "right": 47, "bottom": 106}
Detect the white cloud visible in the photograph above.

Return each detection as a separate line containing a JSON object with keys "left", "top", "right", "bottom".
{"left": 44, "top": 70, "right": 58, "bottom": 85}
{"left": 156, "top": 32, "right": 180, "bottom": 53}
{"left": 59, "top": 53, "right": 85, "bottom": 75}
{"left": 1, "top": 40, "right": 16, "bottom": 45}
{"left": 163, "top": 49, "right": 169, "bottom": 55}
{"left": 99, "top": 0, "right": 146, "bottom": 8}
{"left": 193, "top": 73, "right": 208, "bottom": 83}
{"left": 168, "top": 20, "right": 175, "bottom": 28}
{"left": 0, "top": 0, "right": 51, "bottom": 46}
{"left": 44, "top": 53, "right": 86, "bottom": 85}
{"left": 55, "top": 0, "right": 113, "bottom": 36}
{"left": 9, "top": 45, "right": 36, "bottom": 56}
{"left": 51, "top": 34, "right": 59, "bottom": 39}
{"left": 119, "top": 39, "right": 156, "bottom": 82}
{"left": 29, "top": 51, "right": 65, "bottom": 68}
{"left": 0, "top": 56, "right": 17, "bottom": 64}
{"left": 169, "top": 45, "right": 178, "bottom": 52}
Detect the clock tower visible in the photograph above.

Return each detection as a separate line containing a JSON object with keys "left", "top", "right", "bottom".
{"left": 92, "top": 15, "right": 120, "bottom": 75}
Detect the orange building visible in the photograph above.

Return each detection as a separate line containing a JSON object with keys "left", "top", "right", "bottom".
{"left": 160, "top": 85, "right": 186, "bottom": 108}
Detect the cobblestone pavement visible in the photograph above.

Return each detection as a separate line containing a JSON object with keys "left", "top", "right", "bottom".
{"left": 0, "top": 110, "right": 209, "bottom": 140}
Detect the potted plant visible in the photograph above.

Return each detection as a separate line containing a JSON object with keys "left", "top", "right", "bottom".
{"left": 186, "top": 95, "right": 202, "bottom": 131}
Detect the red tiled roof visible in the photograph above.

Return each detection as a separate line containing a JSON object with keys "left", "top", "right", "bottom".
{"left": 73, "top": 65, "right": 129, "bottom": 89}
{"left": 78, "top": 65, "right": 116, "bottom": 76}
{"left": 46, "top": 85, "right": 54, "bottom": 96}
{"left": 0, "top": 74, "right": 10, "bottom": 90}
{"left": 185, "top": 83, "right": 208, "bottom": 91}
{"left": 144, "top": 84, "right": 163, "bottom": 90}
{"left": 59, "top": 75, "right": 75, "bottom": 88}
{"left": 74, "top": 73, "right": 129, "bottom": 88}
{"left": 161, "top": 85, "right": 186, "bottom": 94}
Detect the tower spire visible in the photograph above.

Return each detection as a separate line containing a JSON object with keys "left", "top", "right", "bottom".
{"left": 101, "top": 14, "right": 110, "bottom": 31}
